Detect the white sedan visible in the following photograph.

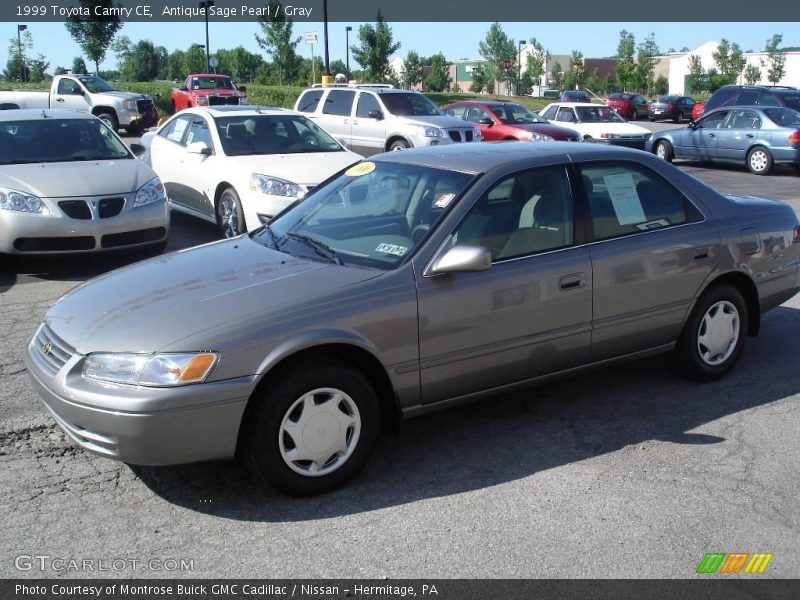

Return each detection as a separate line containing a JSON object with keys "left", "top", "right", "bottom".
{"left": 539, "top": 102, "right": 652, "bottom": 149}
{"left": 142, "top": 106, "right": 362, "bottom": 237}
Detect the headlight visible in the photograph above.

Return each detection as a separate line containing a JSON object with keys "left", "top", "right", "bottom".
{"left": 421, "top": 126, "right": 444, "bottom": 138}
{"left": 643, "top": 133, "right": 652, "bottom": 141}
{"left": 600, "top": 133, "right": 621, "bottom": 139}
{"left": 122, "top": 100, "right": 137, "bottom": 111}
{"left": 250, "top": 174, "right": 303, "bottom": 198}
{"left": 133, "top": 177, "right": 166, "bottom": 207}
{"left": 239, "top": 96, "right": 249, "bottom": 105}
{"left": 0, "top": 187, "right": 48, "bottom": 214}
{"left": 83, "top": 352, "right": 218, "bottom": 386}
{"left": 523, "top": 132, "right": 555, "bottom": 142}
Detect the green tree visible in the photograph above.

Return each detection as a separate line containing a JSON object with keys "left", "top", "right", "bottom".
{"left": 564, "top": 51, "right": 586, "bottom": 90}
{"left": 350, "top": 10, "right": 401, "bottom": 83}
{"left": 329, "top": 59, "right": 347, "bottom": 79}
{"left": 633, "top": 33, "right": 659, "bottom": 93}
{"left": 764, "top": 34, "right": 786, "bottom": 84}
{"left": 519, "top": 38, "right": 548, "bottom": 93}
{"left": 54, "top": 66, "right": 68, "bottom": 76}
{"left": 402, "top": 50, "right": 423, "bottom": 89}
{"left": 653, "top": 75, "right": 668, "bottom": 95}
{"left": 4, "top": 29, "right": 33, "bottom": 81}
{"left": 743, "top": 63, "right": 761, "bottom": 85}
{"left": 218, "top": 46, "right": 263, "bottom": 82}
{"left": 28, "top": 54, "right": 49, "bottom": 82}
{"left": 712, "top": 39, "right": 746, "bottom": 85}
{"left": 166, "top": 50, "right": 185, "bottom": 81}
{"left": 549, "top": 61, "right": 563, "bottom": 90}
{"left": 296, "top": 56, "right": 324, "bottom": 86}
{"left": 478, "top": 22, "right": 516, "bottom": 94}
{"left": 469, "top": 63, "right": 491, "bottom": 94}
{"left": 584, "top": 68, "right": 600, "bottom": 94}
{"left": 255, "top": 0, "right": 301, "bottom": 86}
{"left": 182, "top": 45, "right": 208, "bottom": 77}
{"left": 65, "top": 0, "right": 123, "bottom": 75}
{"left": 686, "top": 54, "right": 705, "bottom": 94}
{"left": 601, "top": 73, "right": 615, "bottom": 95}
{"left": 71, "top": 56, "right": 88, "bottom": 74}
{"left": 425, "top": 52, "right": 451, "bottom": 92}
{"left": 615, "top": 30, "right": 636, "bottom": 91}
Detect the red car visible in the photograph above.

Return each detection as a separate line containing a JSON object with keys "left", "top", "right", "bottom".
{"left": 605, "top": 92, "right": 649, "bottom": 121}
{"left": 170, "top": 74, "right": 248, "bottom": 112}
{"left": 692, "top": 101, "right": 705, "bottom": 120}
{"left": 443, "top": 101, "right": 581, "bottom": 142}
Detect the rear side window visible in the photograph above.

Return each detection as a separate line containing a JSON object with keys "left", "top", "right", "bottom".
{"left": 541, "top": 105, "right": 558, "bottom": 120}
{"left": 297, "top": 90, "right": 323, "bottom": 113}
{"left": 323, "top": 90, "right": 356, "bottom": 116}
{"left": 579, "top": 162, "right": 700, "bottom": 241}
{"left": 705, "top": 88, "right": 737, "bottom": 111}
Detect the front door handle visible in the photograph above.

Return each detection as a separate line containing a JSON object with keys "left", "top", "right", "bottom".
{"left": 56, "top": 97, "right": 65, "bottom": 102}
{"left": 559, "top": 273, "right": 587, "bottom": 291}
{"left": 692, "top": 247, "right": 710, "bottom": 260}
{"left": 343, "top": 118, "right": 349, "bottom": 125}
{"left": 707, "top": 133, "right": 715, "bottom": 138}
{"left": 746, "top": 134, "right": 754, "bottom": 138}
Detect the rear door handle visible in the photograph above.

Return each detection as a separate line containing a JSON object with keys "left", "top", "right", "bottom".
{"left": 746, "top": 134, "right": 754, "bottom": 138}
{"left": 707, "top": 133, "right": 715, "bottom": 137}
{"left": 559, "top": 273, "right": 587, "bottom": 291}
{"left": 692, "top": 247, "right": 710, "bottom": 260}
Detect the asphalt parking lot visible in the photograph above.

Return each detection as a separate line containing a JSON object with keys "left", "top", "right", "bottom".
{"left": 1, "top": 125, "right": 799, "bottom": 579}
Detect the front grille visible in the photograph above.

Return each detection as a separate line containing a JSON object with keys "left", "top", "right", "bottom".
{"left": 101, "top": 227, "right": 166, "bottom": 248}
{"left": 59, "top": 200, "right": 91, "bottom": 220}
{"left": 448, "top": 130, "right": 462, "bottom": 142}
{"left": 98, "top": 197, "right": 124, "bottom": 219}
{"left": 136, "top": 98, "right": 154, "bottom": 113}
{"left": 465, "top": 130, "right": 474, "bottom": 142}
{"left": 208, "top": 95, "right": 240, "bottom": 106}
{"left": 14, "top": 236, "right": 95, "bottom": 252}
{"left": 32, "top": 323, "right": 75, "bottom": 376}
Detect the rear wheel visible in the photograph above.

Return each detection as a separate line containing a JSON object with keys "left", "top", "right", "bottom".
{"left": 244, "top": 359, "right": 381, "bottom": 495}
{"left": 216, "top": 187, "right": 246, "bottom": 238}
{"left": 675, "top": 284, "right": 748, "bottom": 381}
{"left": 654, "top": 140, "right": 674, "bottom": 162}
{"left": 747, "top": 147, "right": 773, "bottom": 175}
{"left": 630, "top": 108, "right": 638, "bottom": 121}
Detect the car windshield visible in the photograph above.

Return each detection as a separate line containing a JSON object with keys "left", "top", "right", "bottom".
{"left": 380, "top": 93, "right": 444, "bottom": 116}
{"left": 763, "top": 107, "right": 800, "bottom": 127}
{"left": 215, "top": 114, "right": 343, "bottom": 156}
{"left": 191, "top": 77, "right": 235, "bottom": 90}
{"left": 77, "top": 76, "right": 117, "bottom": 93}
{"left": 781, "top": 94, "right": 800, "bottom": 111}
{"left": 490, "top": 104, "right": 547, "bottom": 124}
{"left": 0, "top": 118, "right": 131, "bottom": 165}
{"left": 253, "top": 161, "right": 475, "bottom": 270}
{"left": 576, "top": 106, "right": 626, "bottom": 123}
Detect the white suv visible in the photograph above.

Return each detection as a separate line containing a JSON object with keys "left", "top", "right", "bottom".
{"left": 294, "top": 85, "right": 482, "bottom": 156}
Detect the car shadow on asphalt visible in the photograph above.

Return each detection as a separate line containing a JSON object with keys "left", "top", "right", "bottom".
{"left": 0, "top": 212, "right": 219, "bottom": 294}
{"left": 677, "top": 160, "right": 799, "bottom": 179}
{"left": 131, "top": 304, "right": 800, "bottom": 521}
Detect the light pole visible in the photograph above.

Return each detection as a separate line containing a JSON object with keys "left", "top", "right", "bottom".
{"left": 322, "top": 0, "right": 330, "bottom": 78}
{"left": 199, "top": 0, "right": 214, "bottom": 73}
{"left": 345, "top": 26, "right": 352, "bottom": 82}
{"left": 17, "top": 25, "right": 27, "bottom": 82}
{"left": 518, "top": 40, "right": 524, "bottom": 95}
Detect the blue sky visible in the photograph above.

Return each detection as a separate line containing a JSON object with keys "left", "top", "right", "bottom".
{"left": 4, "top": 21, "right": 797, "bottom": 72}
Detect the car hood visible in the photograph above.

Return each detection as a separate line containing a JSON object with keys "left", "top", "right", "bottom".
{"left": 568, "top": 122, "right": 651, "bottom": 136}
{"left": 100, "top": 90, "right": 149, "bottom": 101}
{"left": 220, "top": 151, "right": 361, "bottom": 187}
{"left": 46, "top": 236, "right": 381, "bottom": 354}
{"left": 510, "top": 123, "right": 580, "bottom": 139}
{"left": 192, "top": 89, "right": 243, "bottom": 96}
{"left": 0, "top": 159, "right": 154, "bottom": 198}
{"left": 390, "top": 114, "right": 473, "bottom": 129}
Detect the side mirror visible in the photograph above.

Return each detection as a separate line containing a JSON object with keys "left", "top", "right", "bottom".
{"left": 186, "top": 141, "right": 212, "bottom": 155}
{"left": 129, "top": 143, "right": 146, "bottom": 157}
{"left": 367, "top": 109, "right": 383, "bottom": 120}
{"left": 179, "top": 86, "right": 188, "bottom": 92}
{"left": 477, "top": 117, "right": 494, "bottom": 126}
{"left": 74, "top": 88, "right": 85, "bottom": 96}
{"left": 427, "top": 245, "right": 492, "bottom": 276}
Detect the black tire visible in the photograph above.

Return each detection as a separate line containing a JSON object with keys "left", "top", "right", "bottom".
{"left": 630, "top": 108, "right": 638, "bottom": 121}
{"left": 96, "top": 110, "right": 118, "bottom": 132}
{"left": 675, "top": 284, "right": 749, "bottom": 382}
{"left": 388, "top": 139, "right": 410, "bottom": 151}
{"left": 747, "top": 146, "right": 773, "bottom": 175}
{"left": 216, "top": 186, "right": 246, "bottom": 238}
{"left": 674, "top": 111, "right": 684, "bottom": 124}
{"left": 125, "top": 123, "right": 145, "bottom": 136}
{"left": 654, "top": 140, "right": 674, "bottom": 163}
{"left": 244, "top": 359, "right": 381, "bottom": 495}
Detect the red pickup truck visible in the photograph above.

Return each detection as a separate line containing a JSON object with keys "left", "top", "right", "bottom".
{"left": 170, "top": 74, "right": 249, "bottom": 112}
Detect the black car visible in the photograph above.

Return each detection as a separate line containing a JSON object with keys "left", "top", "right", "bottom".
{"left": 701, "top": 85, "right": 800, "bottom": 116}
{"left": 648, "top": 95, "right": 696, "bottom": 123}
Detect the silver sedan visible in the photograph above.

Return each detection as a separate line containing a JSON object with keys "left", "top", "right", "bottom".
{"left": 26, "top": 142, "right": 800, "bottom": 495}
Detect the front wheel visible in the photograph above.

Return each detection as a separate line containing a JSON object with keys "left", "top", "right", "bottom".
{"left": 388, "top": 139, "right": 410, "bottom": 151}
{"left": 675, "top": 284, "right": 748, "bottom": 381}
{"left": 96, "top": 111, "right": 118, "bottom": 132}
{"left": 654, "top": 140, "right": 674, "bottom": 162}
{"left": 216, "top": 187, "right": 246, "bottom": 238}
{"left": 244, "top": 360, "right": 381, "bottom": 495}
{"left": 747, "top": 147, "right": 773, "bottom": 175}
{"left": 675, "top": 111, "right": 684, "bottom": 124}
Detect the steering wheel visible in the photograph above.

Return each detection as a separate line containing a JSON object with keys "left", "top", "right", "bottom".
{"left": 300, "top": 133, "right": 319, "bottom": 146}
{"left": 411, "top": 224, "right": 431, "bottom": 243}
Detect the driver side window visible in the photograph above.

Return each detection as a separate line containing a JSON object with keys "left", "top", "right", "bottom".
{"left": 57, "top": 79, "right": 80, "bottom": 95}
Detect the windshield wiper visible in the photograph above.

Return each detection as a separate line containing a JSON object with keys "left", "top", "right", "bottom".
{"left": 283, "top": 232, "right": 342, "bottom": 265}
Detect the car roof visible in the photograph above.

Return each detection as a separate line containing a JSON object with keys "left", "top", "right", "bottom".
{"left": 547, "top": 102, "right": 603, "bottom": 108}
{"left": 186, "top": 74, "right": 232, "bottom": 78}
{"left": 0, "top": 108, "right": 95, "bottom": 122}
{"left": 369, "top": 141, "right": 644, "bottom": 173}
{"left": 302, "top": 87, "right": 418, "bottom": 95}
{"left": 185, "top": 106, "right": 293, "bottom": 117}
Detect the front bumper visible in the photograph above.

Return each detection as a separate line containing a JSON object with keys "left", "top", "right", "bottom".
{"left": 0, "top": 196, "right": 169, "bottom": 254}
{"left": 118, "top": 107, "right": 158, "bottom": 129}
{"left": 24, "top": 327, "right": 254, "bottom": 465}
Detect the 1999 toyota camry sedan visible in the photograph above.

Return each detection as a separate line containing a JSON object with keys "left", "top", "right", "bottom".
{"left": 26, "top": 143, "right": 800, "bottom": 495}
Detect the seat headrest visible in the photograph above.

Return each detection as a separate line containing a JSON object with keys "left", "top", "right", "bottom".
{"left": 533, "top": 193, "right": 564, "bottom": 228}
{"left": 227, "top": 123, "right": 248, "bottom": 138}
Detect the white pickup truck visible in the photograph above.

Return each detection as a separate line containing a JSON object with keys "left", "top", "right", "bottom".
{"left": 0, "top": 74, "right": 158, "bottom": 134}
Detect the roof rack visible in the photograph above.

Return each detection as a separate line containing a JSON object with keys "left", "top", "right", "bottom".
{"left": 310, "top": 83, "right": 395, "bottom": 89}
{"left": 737, "top": 84, "right": 798, "bottom": 90}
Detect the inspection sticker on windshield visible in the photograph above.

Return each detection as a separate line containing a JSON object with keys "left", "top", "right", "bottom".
{"left": 345, "top": 162, "right": 376, "bottom": 177}
{"left": 376, "top": 243, "right": 408, "bottom": 256}
{"left": 434, "top": 193, "right": 456, "bottom": 208}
